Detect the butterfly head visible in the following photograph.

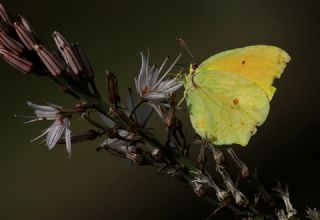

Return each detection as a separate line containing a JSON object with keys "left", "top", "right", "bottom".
{"left": 189, "top": 62, "right": 199, "bottom": 75}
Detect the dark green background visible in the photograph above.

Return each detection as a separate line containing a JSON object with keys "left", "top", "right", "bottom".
{"left": 0, "top": 0, "right": 319, "bottom": 219}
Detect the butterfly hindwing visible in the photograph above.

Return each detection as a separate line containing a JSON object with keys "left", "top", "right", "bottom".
{"left": 185, "top": 70, "right": 270, "bottom": 146}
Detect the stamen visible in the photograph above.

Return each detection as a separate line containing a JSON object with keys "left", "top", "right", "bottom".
{"left": 154, "top": 53, "right": 181, "bottom": 88}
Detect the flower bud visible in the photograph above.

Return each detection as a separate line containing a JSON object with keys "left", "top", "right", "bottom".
{"left": 0, "top": 31, "right": 24, "bottom": 54}
{"left": 0, "top": 4, "right": 12, "bottom": 26}
{"left": 60, "top": 44, "right": 83, "bottom": 75}
{"left": 72, "top": 43, "right": 94, "bottom": 79}
{"left": 0, "top": 49, "right": 32, "bottom": 73}
{"left": 34, "top": 44, "right": 64, "bottom": 76}
{"left": 106, "top": 71, "right": 120, "bottom": 105}
{"left": 14, "top": 21, "right": 38, "bottom": 50}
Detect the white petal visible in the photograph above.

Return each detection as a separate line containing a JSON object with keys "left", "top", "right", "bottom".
{"left": 158, "top": 82, "right": 182, "bottom": 94}
{"left": 118, "top": 129, "right": 131, "bottom": 138}
{"left": 34, "top": 110, "right": 59, "bottom": 119}
{"left": 134, "top": 78, "right": 142, "bottom": 96}
{"left": 44, "top": 101, "right": 63, "bottom": 109}
{"left": 143, "top": 92, "right": 166, "bottom": 100}
{"left": 27, "top": 101, "right": 59, "bottom": 111}
{"left": 46, "top": 120, "right": 65, "bottom": 150}
{"left": 138, "top": 52, "right": 147, "bottom": 94}
{"left": 145, "top": 52, "right": 150, "bottom": 88}
{"left": 146, "top": 64, "right": 156, "bottom": 88}
{"left": 65, "top": 119, "right": 72, "bottom": 157}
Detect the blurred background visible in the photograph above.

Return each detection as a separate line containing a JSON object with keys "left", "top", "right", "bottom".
{"left": 0, "top": 0, "right": 319, "bottom": 219}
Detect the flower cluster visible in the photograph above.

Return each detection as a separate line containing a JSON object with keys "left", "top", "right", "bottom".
{"left": 25, "top": 102, "right": 72, "bottom": 157}
{"left": 0, "top": 3, "right": 98, "bottom": 97}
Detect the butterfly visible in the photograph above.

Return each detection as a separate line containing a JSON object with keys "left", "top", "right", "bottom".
{"left": 183, "top": 45, "right": 290, "bottom": 146}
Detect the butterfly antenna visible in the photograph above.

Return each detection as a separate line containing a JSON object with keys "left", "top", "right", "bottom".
{"left": 176, "top": 37, "right": 196, "bottom": 63}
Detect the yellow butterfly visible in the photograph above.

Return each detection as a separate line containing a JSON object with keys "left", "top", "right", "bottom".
{"left": 183, "top": 45, "right": 290, "bottom": 146}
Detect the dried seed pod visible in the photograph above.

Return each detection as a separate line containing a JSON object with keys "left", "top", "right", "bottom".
{"left": 273, "top": 183, "right": 297, "bottom": 219}
{"left": 227, "top": 148, "right": 249, "bottom": 179}
{"left": 216, "top": 165, "right": 248, "bottom": 207}
{"left": 209, "top": 145, "right": 225, "bottom": 165}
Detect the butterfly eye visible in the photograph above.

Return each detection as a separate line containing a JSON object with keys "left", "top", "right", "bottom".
{"left": 192, "top": 63, "right": 198, "bottom": 70}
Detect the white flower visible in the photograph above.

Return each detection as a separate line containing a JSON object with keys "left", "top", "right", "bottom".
{"left": 135, "top": 52, "right": 182, "bottom": 117}
{"left": 99, "top": 129, "right": 143, "bottom": 164}
{"left": 25, "top": 101, "right": 72, "bottom": 157}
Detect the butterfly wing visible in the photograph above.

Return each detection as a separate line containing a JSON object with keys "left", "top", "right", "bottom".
{"left": 185, "top": 70, "right": 269, "bottom": 146}
{"left": 197, "top": 45, "right": 290, "bottom": 100}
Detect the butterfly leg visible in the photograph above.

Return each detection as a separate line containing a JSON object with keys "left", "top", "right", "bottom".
{"left": 177, "top": 88, "right": 188, "bottom": 107}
